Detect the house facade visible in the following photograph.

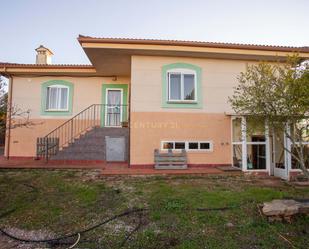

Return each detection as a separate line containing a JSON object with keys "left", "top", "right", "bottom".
{"left": 1, "top": 36, "right": 309, "bottom": 179}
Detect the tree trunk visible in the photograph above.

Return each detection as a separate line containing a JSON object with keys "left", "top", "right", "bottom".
{"left": 298, "top": 159, "right": 309, "bottom": 180}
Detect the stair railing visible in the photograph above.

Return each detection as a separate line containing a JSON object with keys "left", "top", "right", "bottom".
{"left": 36, "top": 104, "right": 128, "bottom": 161}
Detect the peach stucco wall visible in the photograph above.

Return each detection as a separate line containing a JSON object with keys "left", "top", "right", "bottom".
{"left": 11, "top": 76, "right": 130, "bottom": 119}
{"left": 7, "top": 76, "right": 130, "bottom": 157}
{"left": 130, "top": 112, "right": 232, "bottom": 165}
{"left": 131, "top": 55, "right": 250, "bottom": 113}
{"left": 129, "top": 56, "right": 246, "bottom": 165}
{"left": 9, "top": 119, "right": 66, "bottom": 157}
{"left": 8, "top": 56, "right": 250, "bottom": 164}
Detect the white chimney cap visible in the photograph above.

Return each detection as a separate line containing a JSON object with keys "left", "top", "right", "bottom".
{"left": 35, "top": 45, "right": 53, "bottom": 64}
{"left": 35, "top": 45, "right": 53, "bottom": 55}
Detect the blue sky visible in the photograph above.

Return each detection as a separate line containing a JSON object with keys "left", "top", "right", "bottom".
{"left": 1, "top": 0, "right": 309, "bottom": 64}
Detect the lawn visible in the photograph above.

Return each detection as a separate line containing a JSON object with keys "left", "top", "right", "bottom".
{"left": 0, "top": 169, "right": 308, "bottom": 249}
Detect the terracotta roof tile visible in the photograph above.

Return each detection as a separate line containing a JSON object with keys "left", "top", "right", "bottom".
{"left": 78, "top": 35, "right": 309, "bottom": 53}
{"left": 0, "top": 62, "right": 94, "bottom": 69}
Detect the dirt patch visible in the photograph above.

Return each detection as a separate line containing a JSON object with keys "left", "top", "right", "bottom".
{"left": 0, "top": 227, "right": 54, "bottom": 249}
{"left": 252, "top": 177, "right": 286, "bottom": 188}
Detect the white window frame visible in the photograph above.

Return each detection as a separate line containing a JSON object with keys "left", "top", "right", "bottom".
{"left": 105, "top": 88, "right": 123, "bottom": 127}
{"left": 231, "top": 116, "right": 270, "bottom": 172}
{"left": 46, "top": 84, "right": 70, "bottom": 111}
{"left": 167, "top": 68, "right": 197, "bottom": 102}
{"left": 290, "top": 129, "right": 309, "bottom": 172}
{"left": 161, "top": 141, "right": 213, "bottom": 152}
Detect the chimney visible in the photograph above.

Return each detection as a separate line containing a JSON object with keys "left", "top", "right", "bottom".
{"left": 35, "top": 45, "right": 53, "bottom": 64}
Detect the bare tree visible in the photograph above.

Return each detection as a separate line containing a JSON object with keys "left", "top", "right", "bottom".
{"left": 229, "top": 56, "right": 309, "bottom": 179}
{"left": 0, "top": 77, "right": 38, "bottom": 136}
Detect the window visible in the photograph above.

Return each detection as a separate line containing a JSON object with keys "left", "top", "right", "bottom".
{"left": 161, "top": 141, "right": 212, "bottom": 151}
{"left": 291, "top": 119, "right": 309, "bottom": 169}
{"left": 162, "top": 63, "right": 202, "bottom": 109}
{"left": 162, "top": 142, "right": 174, "bottom": 150}
{"left": 168, "top": 70, "right": 196, "bottom": 101}
{"left": 200, "top": 142, "right": 210, "bottom": 150}
{"left": 231, "top": 116, "right": 267, "bottom": 170}
{"left": 41, "top": 80, "right": 73, "bottom": 116}
{"left": 188, "top": 142, "right": 198, "bottom": 150}
{"left": 291, "top": 144, "right": 309, "bottom": 169}
{"left": 175, "top": 142, "right": 186, "bottom": 149}
{"left": 46, "top": 85, "right": 69, "bottom": 111}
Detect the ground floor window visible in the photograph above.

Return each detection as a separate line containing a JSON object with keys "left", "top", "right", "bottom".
{"left": 291, "top": 144, "right": 309, "bottom": 169}
{"left": 161, "top": 141, "right": 212, "bottom": 152}
{"left": 272, "top": 132, "right": 286, "bottom": 169}
{"left": 232, "top": 144, "right": 242, "bottom": 168}
{"left": 291, "top": 120, "right": 309, "bottom": 169}
{"left": 232, "top": 116, "right": 267, "bottom": 170}
{"left": 247, "top": 144, "right": 266, "bottom": 169}
{"left": 232, "top": 116, "right": 309, "bottom": 179}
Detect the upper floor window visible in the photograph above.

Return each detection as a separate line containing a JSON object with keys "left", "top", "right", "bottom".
{"left": 162, "top": 63, "right": 202, "bottom": 109}
{"left": 168, "top": 69, "right": 196, "bottom": 102}
{"left": 46, "top": 85, "right": 69, "bottom": 111}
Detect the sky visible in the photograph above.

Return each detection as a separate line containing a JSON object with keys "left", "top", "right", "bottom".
{"left": 1, "top": 0, "right": 309, "bottom": 65}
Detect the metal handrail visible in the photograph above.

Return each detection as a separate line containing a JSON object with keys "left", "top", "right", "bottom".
{"left": 37, "top": 104, "right": 128, "bottom": 161}
{"left": 44, "top": 104, "right": 96, "bottom": 137}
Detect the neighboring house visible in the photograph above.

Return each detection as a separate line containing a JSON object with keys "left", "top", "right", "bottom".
{"left": 0, "top": 35, "right": 309, "bottom": 180}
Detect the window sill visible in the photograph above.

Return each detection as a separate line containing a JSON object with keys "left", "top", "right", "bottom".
{"left": 45, "top": 109, "right": 69, "bottom": 112}
{"left": 167, "top": 100, "right": 198, "bottom": 104}
{"left": 187, "top": 150, "right": 213, "bottom": 153}
{"left": 161, "top": 149, "right": 213, "bottom": 153}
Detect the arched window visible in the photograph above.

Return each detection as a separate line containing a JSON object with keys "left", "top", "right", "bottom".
{"left": 162, "top": 63, "right": 202, "bottom": 108}
{"left": 167, "top": 68, "right": 197, "bottom": 102}
{"left": 41, "top": 80, "right": 74, "bottom": 116}
{"left": 46, "top": 84, "right": 69, "bottom": 111}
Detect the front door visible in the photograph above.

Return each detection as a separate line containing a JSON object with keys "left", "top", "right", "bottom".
{"left": 272, "top": 132, "right": 289, "bottom": 180}
{"left": 105, "top": 89, "right": 122, "bottom": 127}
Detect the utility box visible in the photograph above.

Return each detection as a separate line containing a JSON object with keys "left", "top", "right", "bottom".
{"left": 105, "top": 136, "right": 125, "bottom": 162}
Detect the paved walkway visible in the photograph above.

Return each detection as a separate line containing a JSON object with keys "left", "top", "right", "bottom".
{"left": 101, "top": 167, "right": 240, "bottom": 176}
{"left": 0, "top": 157, "right": 242, "bottom": 176}
{"left": 0, "top": 157, "right": 105, "bottom": 169}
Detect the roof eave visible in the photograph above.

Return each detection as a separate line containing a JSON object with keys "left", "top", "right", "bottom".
{"left": 77, "top": 35, "right": 309, "bottom": 53}
{"left": 0, "top": 63, "right": 99, "bottom": 76}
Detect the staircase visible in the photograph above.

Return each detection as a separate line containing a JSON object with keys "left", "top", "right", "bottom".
{"left": 52, "top": 127, "right": 129, "bottom": 160}
{"left": 36, "top": 104, "right": 128, "bottom": 161}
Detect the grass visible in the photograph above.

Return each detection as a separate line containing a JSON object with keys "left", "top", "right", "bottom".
{"left": 0, "top": 170, "right": 308, "bottom": 248}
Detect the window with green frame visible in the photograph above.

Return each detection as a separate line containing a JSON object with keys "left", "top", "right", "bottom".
{"left": 162, "top": 63, "right": 202, "bottom": 109}
{"left": 41, "top": 80, "right": 74, "bottom": 116}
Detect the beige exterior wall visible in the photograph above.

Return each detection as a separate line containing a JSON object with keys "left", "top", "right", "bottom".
{"left": 129, "top": 56, "right": 250, "bottom": 165}
{"left": 131, "top": 55, "right": 249, "bottom": 113}
{"left": 8, "top": 55, "right": 256, "bottom": 163}
{"left": 12, "top": 76, "right": 130, "bottom": 119}
{"left": 7, "top": 76, "right": 130, "bottom": 157}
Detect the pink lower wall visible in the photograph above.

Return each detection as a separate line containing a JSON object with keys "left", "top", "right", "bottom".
{"left": 130, "top": 112, "right": 232, "bottom": 165}
{"left": 7, "top": 119, "right": 68, "bottom": 157}
{"left": 7, "top": 113, "right": 233, "bottom": 166}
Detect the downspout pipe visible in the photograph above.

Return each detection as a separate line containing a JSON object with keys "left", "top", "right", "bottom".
{"left": 3, "top": 72, "right": 13, "bottom": 160}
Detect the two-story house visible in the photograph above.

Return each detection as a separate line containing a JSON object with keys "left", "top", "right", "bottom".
{"left": 1, "top": 35, "right": 309, "bottom": 180}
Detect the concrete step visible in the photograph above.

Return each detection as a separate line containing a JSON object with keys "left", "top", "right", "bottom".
{"left": 73, "top": 137, "right": 105, "bottom": 146}
{"left": 59, "top": 147, "right": 105, "bottom": 153}
{"left": 54, "top": 151, "right": 105, "bottom": 160}
{"left": 155, "top": 165, "right": 188, "bottom": 170}
{"left": 51, "top": 127, "right": 129, "bottom": 161}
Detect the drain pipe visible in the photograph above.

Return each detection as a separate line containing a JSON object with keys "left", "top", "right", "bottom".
{"left": 5, "top": 73, "right": 13, "bottom": 160}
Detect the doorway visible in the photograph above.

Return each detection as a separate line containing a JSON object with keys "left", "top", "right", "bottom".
{"left": 272, "top": 132, "right": 289, "bottom": 180}
{"left": 105, "top": 89, "right": 123, "bottom": 127}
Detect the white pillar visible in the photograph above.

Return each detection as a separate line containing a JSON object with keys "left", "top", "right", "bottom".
{"left": 241, "top": 116, "right": 247, "bottom": 171}
{"left": 265, "top": 122, "right": 271, "bottom": 175}
{"left": 285, "top": 123, "right": 292, "bottom": 180}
